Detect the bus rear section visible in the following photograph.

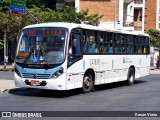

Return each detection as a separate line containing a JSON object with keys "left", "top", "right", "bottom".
{"left": 66, "top": 27, "right": 150, "bottom": 93}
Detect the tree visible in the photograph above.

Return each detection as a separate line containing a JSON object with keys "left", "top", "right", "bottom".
{"left": 25, "top": 6, "right": 103, "bottom": 25}
{"left": 0, "top": 1, "right": 103, "bottom": 62}
{"left": 145, "top": 28, "right": 160, "bottom": 47}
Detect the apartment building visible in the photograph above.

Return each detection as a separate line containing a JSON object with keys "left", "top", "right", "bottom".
{"left": 56, "top": 0, "right": 75, "bottom": 7}
{"left": 79, "top": 0, "right": 145, "bottom": 32}
{"left": 80, "top": 0, "right": 120, "bottom": 29}
{"left": 145, "top": 0, "right": 159, "bottom": 30}
{"left": 57, "top": 0, "right": 159, "bottom": 32}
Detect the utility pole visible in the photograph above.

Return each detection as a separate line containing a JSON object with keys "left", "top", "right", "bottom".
{"left": 26, "top": 9, "right": 40, "bottom": 23}
{"left": 113, "top": 0, "right": 116, "bottom": 29}
{"left": 4, "top": 30, "right": 8, "bottom": 70}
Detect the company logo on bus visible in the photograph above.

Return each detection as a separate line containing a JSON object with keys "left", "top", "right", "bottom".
{"left": 33, "top": 74, "right": 37, "bottom": 79}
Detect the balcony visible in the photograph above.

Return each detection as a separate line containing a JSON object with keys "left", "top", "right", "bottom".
{"left": 124, "top": 0, "right": 133, "bottom": 3}
{"left": 134, "top": 0, "right": 143, "bottom": 4}
{"left": 123, "top": 21, "right": 134, "bottom": 31}
{"left": 134, "top": 21, "right": 142, "bottom": 30}
{"left": 123, "top": 21, "right": 134, "bottom": 27}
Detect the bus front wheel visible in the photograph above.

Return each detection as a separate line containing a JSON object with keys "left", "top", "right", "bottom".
{"left": 127, "top": 67, "right": 135, "bottom": 85}
{"left": 82, "top": 72, "right": 94, "bottom": 93}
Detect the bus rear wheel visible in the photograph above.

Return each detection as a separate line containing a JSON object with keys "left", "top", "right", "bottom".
{"left": 127, "top": 67, "right": 135, "bottom": 85}
{"left": 82, "top": 72, "right": 94, "bottom": 93}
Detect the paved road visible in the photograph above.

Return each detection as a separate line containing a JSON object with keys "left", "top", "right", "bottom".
{"left": 0, "top": 71, "right": 14, "bottom": 80}
{"left": 0, "top": 73, "right": 160, "bottom": 119}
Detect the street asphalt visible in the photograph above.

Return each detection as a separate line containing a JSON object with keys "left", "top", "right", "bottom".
{"left": 0, "top": 67, "right": 160, "bottom": 93}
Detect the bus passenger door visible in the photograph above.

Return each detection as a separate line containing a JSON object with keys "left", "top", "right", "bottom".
{"left": 68, "top": 32, "right": 82, "bottom": 67}
{"left": 67, "top": 30, "right": 83, "bottom": 89}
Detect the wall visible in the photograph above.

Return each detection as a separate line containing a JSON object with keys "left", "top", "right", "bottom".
{"left": 144, "top": 0, "right": 157, "bottom": 30}
{"left": 80, "top": 0, "right": 119, "bottom": 21}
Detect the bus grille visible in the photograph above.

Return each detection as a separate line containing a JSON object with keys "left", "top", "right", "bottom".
{"left": 22, "top": 73, "right": 51, "bottom": 79}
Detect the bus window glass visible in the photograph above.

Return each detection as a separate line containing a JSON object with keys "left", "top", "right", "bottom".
{"left": 114, "top": 33, "right": 125, "bottom": 54}
{"left": 16, "top": 27, "right": 67, "bottom": 65}
{"left": 145, "top": 37, "right": 150, "bottom": 54}
{"left": 136, "top": 36, "right": 147, "bottom": 54}
{"left": 126, "top": 35, "right": 135, "bottom": 54}
{"left": 99, "top": 32, "right": 113, "bottom": 54}
{"left": 83, "top": 30, "right": 99, "bottom": 54}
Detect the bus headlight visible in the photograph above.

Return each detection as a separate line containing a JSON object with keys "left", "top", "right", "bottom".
{"left": 14, "top": 67, "right": 21, "bottom": 77}
{"left": 52, "top": 67, "right": 64, "bottom": 78}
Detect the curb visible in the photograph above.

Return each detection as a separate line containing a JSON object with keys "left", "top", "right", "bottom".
{"left": 0, "top": 65, "right": 14, "bottom": 72}
{"left": 0, "top": 89, "right": 9, "bottom": 93}
{"left": 150, "top": 69, "right": 160, "bottom": 74}
{"left": 0, "top": 80, "right": 15, "bottom": 94}
{"left": 0, "top": 69, "right": 14, "bottom": 72}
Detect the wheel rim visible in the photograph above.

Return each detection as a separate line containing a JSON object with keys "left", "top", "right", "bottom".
{"left": 84, "top": 76, "right": 91, "bottom": 89}
{"left": 129, "top": 75, "right": 134, "bottom": 83}
{"left": 128, "top": 70, "right": 134, "bottom": 84}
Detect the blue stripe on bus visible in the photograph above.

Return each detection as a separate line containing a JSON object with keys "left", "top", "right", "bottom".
{"left": 112, "top": 60, "right": 114, "bottom": 68}
{"left": 16, "top": 64, "right": 62, "bottom": 76}
{"left": 139, "top": 59, "right": 141, "bottom": 65}
{"left": 83, "top": 61, "right": 85, "bottom": 70}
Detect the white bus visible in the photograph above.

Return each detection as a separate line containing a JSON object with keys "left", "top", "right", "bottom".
{"left": 14, "top": 22, "right": 150, "bottom": 93}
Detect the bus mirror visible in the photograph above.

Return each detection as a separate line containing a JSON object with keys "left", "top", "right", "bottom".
{"left": 69, "top": 47, "right": 72, "bottom": 55}
{"left": 68, "top": 55, "right": 73, "bottom": 65}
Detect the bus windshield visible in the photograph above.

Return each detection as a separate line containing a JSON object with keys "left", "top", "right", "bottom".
{"left": 15, "top": 27, "right": 67, "bottom": 66}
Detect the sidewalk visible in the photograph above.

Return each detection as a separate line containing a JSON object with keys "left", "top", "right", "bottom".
{"left": 0, "top": 80, "right": 15, "bottom": 93}
{"left": 150, "top": 69, "right": 160, "bottom": 74}
{"left": 0, "top": 64, "right": 15, "bottom": 93}
{"left": 0, "top": 64, "right": 14, "bottom": 71}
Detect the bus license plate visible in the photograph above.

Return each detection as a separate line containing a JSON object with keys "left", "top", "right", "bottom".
{"left": 30, "top": 80, "right": 40, "bottom": 86}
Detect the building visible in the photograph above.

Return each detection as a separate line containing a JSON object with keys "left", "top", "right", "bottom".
{"left": 57, "top": 0, "right": 146, "bottom": 32}
{"left": 56, "top": 0, "right": 75, "bottom": 7}
{"left": 145, "top": 0, "right": 159, "bottom": 30}
{"left": 79, "top": 0, "right": 146, "bottom": 32}
{"left": 58, "top": 0, "right": 160, "bottom": 32}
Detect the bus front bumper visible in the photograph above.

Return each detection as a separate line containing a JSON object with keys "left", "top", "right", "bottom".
{"left": 14, "top": 72, "right": 67, "bottom": 90}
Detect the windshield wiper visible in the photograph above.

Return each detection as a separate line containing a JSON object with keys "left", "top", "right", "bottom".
{"left": 22, "top": 51, "right": 33, "bottom": 67}
{"left": 43, "top": 62, "right": 51, "bottom": 69}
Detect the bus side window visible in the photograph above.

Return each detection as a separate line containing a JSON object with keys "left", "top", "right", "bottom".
{"left": 83, "top": 30, "right": 99, "bottom": 54}
{"left": 83, "top": 35, "right": 87, "bottom": 52}
{"left": 87, "top": 36, "right": 98, "bottom": 53}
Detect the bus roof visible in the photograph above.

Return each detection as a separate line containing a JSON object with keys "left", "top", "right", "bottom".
{"left": 23, "top": 22, "right": 149, "bottom": 37}
{"left": 24, "top": 22, "right": 80, "bottom": 30}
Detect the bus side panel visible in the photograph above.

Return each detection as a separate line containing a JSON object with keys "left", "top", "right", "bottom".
{"left": 66, "top": 55, "right": 100, "bottom": 90}
{"left": 139, "top": 54, "right": 150, "bottom": 77}
{"left": 66, "top": 58, "right": 85, "bottom": 90}
{"left": 98, "top": 55, "right": 112, "bottom": 84}
{"left": 105, "top": 55, "right": 128, "bottom": 83}
{"left": 126, "top": 55, "right": 150, "bottom": 79}
{"left": 96, "top": 55, "right": 127, "bottom": 85}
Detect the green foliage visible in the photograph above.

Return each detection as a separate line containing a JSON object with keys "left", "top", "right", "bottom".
{"left": 0, "top": 39, "right": 4, "bottom": 49}
{"left": 26, "top": 6, "right": 103, "bottom": 25}
{"left": 0, "top": 0, "right": 10, "bottom": 12}
{"left": 0, "top": 2, "right": 103, "bottom": 49}
{"left": 145, "top": 28, "right": 160, "bottom": 47}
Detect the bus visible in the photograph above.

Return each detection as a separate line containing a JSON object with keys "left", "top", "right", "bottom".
{"left": 14, "top": 22, "right": 150, "bottom": 93}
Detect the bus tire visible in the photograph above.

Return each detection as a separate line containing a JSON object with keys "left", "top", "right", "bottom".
{"left": 127, "top": 67, "right": 135, "bottom": 85}
{"left": 82, "top": 72, "right": 94, "bottom": 93}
